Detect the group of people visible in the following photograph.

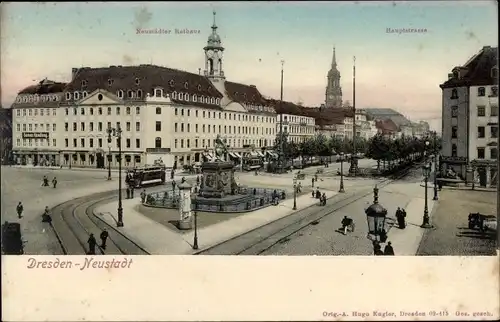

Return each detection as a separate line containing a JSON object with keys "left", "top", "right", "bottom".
{"left": 373, "top": 240, "right": 395, "bottom": 255}
{"left": 312, "top": 188, "right": 327, "bottom": 206}
{"left": 41, "top": 176, "right": 57, "bottom": 188}
{"left": 86, "top": 229, "right": 109, "bottom": 255}
{"left": 395, "top": 207, "right": 407, "bottom": 229}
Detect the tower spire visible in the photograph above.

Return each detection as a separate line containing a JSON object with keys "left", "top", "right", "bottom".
{"left": 331, "top": 46, "right": 337, "bottom": 68}
{"left": 212, "top": 10, "right": 217, "bottom": 32}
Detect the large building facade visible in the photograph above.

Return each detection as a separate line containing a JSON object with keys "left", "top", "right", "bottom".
{"left": 440, "top": 46, "right": 498, "bottom": 187}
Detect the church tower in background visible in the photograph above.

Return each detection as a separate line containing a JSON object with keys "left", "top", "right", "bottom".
{"left": 325, "top": 46, "right": 343, "bottom": 108}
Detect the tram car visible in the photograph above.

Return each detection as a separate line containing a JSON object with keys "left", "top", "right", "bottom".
{"left": 126, "top": 164, "right": 166, "bottom": 188}
{"left": 242, "top": 156, "right": 264, "bottom": 171}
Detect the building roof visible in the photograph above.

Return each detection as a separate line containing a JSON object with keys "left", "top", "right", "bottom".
{"left": 375, "top": 118, "right": 399, "bottom": 133}
{"left": 18, "top": 79, "right": 67, "bottom": 95}
{"left": 364, "top": 108, "right": 411, "bottom": 126}
{"left": 225, "top": 82, "right": 269, "bottom": 106}
{"left": 440, "top": 46, "right": 498, "bottom": 89}
{"left": 62, "top": 65, "right": 223, "bottom": 106}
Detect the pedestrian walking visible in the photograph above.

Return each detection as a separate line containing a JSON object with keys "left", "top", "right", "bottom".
{"left": 52, "top": 177, "right": 57, "bottom": 188}
{"left": 42, "top": 176, "right": 49, "bottom": 187}
{"left": 396, "top": 207, "right": 406, "bottom": 229}
{"left": 374, "top": 243, "right": 384, "bottom": 255}
{"left": 311, "top": 177, "right": 315, "bottom": 187}
{"left": 130, "top": 187, "right": 135, "bottom": 198}
{"left": 100, "top": 229, "right": 109, "bottom": 249}
{"left": 140, "top": 189, "right": 147, "bottom": 204}
{"left": 384, "top": 241, "right": 395, "bottom": 255}
{"left": 321, "top": 193, "right": 327, "bottom": 206}
{"left": 42, "top": 206, "right": 52, "bottom": 223}
{"left": 16, "top": 202, "right": 23, "bottom": 219}
{"left": 87, "top": 233, "right": 97, "bottom": 255}
{"left": 170, "top": 170, "right": 175, "bottom": 180}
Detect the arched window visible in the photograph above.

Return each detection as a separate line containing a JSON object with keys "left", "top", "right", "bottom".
{"left": 192, "top": 94, "right": 196, "bottom": 102}
{"left": 451, "top": 144, "right": 457, "bottom": 157}
{"left": 216, "top": 98, "right": 220, "bottom": 105}
{"left": 117, "top": 90, "right": 124, "bottom": 98}
{"left": 179, "top": 93, "right": 184, "bottom": 100}
{"left": 136, "top": 106, "right": 140, "bottom": 115}
{"left": 137, "top": 89, "right": 143, "bottom": 98}
{"left": 208, "top": 58, "right": 214, "bottom": 75}
{"left": 451, "top": 89, "right": 458, "bottom": 99}
{"left": 128, "top": 90, "right": 134, "bottom": 98}
{"left": 172, "top": 92, "right": 177, "bottom": 99}
{"left": 74, "top": 92, "right": 80, "bottom": 100}
{"left": 155, "top": 137, "right": 162, "bottom": 148}
{"left": 82, "top": 91, "right": 88, "bottom": 98}
{"left": 154, "top": 89, "right": 163, "bottom": 98}
{"left": 211, "top": 98, "right": 215, "bottom": 104}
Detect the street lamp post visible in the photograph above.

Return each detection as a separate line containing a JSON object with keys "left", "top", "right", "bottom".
{"left": 432, "top": 132, "right": 438, "bottom": 200}
{"left": 349, "top": 56, "right": 358, "bottom": 175}
{"left": 107, "top": 126, "right": 124, "bottom": 227}
{"left": 365, "top": 185, "right": 388, "bottom": 243}
{"left": 107, "top": 142, "right": 112, "bottom": 181}
{"left": 339, "top": 152, "right": 345, "bottom": 193}
{"left": 193, "top": 209, "right": 199, "bottom": 250}
{"left": 421, "top": 162, "right": 432, "bottom": 228}
{"left": 293, "top": 176, "right": 297, "bottom": 210}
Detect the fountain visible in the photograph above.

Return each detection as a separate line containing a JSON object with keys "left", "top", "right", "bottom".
{"left": 144, "top": 135, "right": 287, "bottom": 213}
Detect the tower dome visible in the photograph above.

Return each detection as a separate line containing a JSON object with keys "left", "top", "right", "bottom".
{"left": 206, "top": 11, "right": 223, "bottom": 49}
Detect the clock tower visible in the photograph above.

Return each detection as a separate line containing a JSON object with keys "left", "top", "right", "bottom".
{"left": 204, "top": 11, "right": 225, "bottom": 81}
{"left": 325, "top": 46, "right": 342, "bottom": 108}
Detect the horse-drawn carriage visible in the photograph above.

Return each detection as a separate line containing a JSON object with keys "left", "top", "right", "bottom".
{"left": 468, "top": 212, "right": 497, "bottom": 231}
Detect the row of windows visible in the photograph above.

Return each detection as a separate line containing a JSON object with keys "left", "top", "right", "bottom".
{"left": 16, "top": 138, "right": 56, "bottom": 147}
{"left": 15, "top": 108, "right": 57, "bottom": 117}
{"left": 477, "top": 86, "right": 498, "bottom": 97}
{"left": 172, "top": 122, "right": 276, "bottom": 136}
{"left": 65, "top": 121, "right": 140, "bottom": 132}
{"left": 282, "top": 115, "right": 314, "bottom": 125}
{"left": 63, "top": 137, "right": 141, "bottom": 149}
{"left": 450, "top": 105, "right": 499, "bottom": 118}
{"left": 15, "top": 95, "right": 59, "bottom": 104}
{"left": 283, "top": 125, "right": 315, "bottom": 134}
{"left": 173, "top": 108, "right": 276, "bottom": 123}
{"left": 451, "top": 145, "right": 498, "bottom": 160}
{"left": 166, "top": 137, "right": 270, "bottom": 150}
{"left": 450, "top": 86, "right": 499, "bottom": 99}
{"left": 65, "top": 106, "right": 141, "bottom": 116}
{"left": 451, "top": 125, "right": 498, "bottom": 139}
{"left": 16, "top": 123, "right": 56, "bottom": 132}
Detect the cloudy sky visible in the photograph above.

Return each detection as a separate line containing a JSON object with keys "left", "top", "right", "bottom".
{"left": 1, "top": 1, "right": 498, "bottom": 130}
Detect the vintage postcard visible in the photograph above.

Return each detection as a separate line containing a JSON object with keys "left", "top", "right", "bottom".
{"left": 1, "top": 1, "right": 498, "bottom": 321}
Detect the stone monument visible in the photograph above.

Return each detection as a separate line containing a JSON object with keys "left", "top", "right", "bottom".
{"left": 177, "top": 181, "right": 193, "bottom": 230}
{"left": 198, "top": 135, "right": 238, "bottom": 198}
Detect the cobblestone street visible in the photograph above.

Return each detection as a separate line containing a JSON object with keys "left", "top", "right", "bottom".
{"left": 417, "top": 189, "right": 497, "bottom": 256}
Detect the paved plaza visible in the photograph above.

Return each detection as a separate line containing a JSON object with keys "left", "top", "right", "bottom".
{"left": 417, "top": 189, "right": 497, "bottom": 256}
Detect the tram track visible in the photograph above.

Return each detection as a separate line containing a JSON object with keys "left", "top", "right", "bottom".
{"left": 196, "top": 165, "right": 419, "bottom": 256}
{"left": 50, "top": 190, "right": 150, "bottom": 255}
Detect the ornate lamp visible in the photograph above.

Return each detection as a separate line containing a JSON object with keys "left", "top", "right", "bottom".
{"left": 365, "top": 185, "right": 388, "bottom": 242}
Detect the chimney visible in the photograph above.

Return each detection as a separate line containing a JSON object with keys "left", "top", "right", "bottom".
{"left": 199, "top": 68, "right": 201, "bottom": 75}
{"left": 71, "top": 68, "right": 78, "bottom": 80}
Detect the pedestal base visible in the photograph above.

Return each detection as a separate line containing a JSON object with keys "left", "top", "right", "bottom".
{"left": 420, "top": 223, "right": 433, "bottom": 229}
{"left": 178, "top": 220, "right": 193, "bottom": 230}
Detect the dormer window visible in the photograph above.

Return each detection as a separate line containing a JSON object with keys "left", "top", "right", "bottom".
{"left": 197, "top": 84, "right": 202, "bottom": 91}
{"left": 184, "top": 82, "right": 189, "bottom": 89}
{"left": 186, "top": 94, "right": 190, "bottom": 102}
{"left": 82, "top": 91, "right": 88, "bottom": 98}
{"left": 172, "top": 92, "right": 177, "bottom": 99}
{"left": 28, "top": 95, "right": 34, "bottom": 103}
{"left": 108, "top": 79, "right": 114, "bottom": 86}
{"left": 179, "top": 93, "right": 184, "bottom": 100}
{"left": 154, "top": 88, "right": 163, "bottom": 98}
{"left": 117, "top": 90, "right": 124, "bottom": 98}
{"left": 135, "top": 78, "right": 140, "bottom": 85}
{"left": 478, "top": 87, "right": 486, "bottom": 97}
{"left": 128, "top": 90, "right": 134, "bottom": 98}
{"left": 451, "top": 89, "right": 458, "bottom": 99}
{"left": 205, "top": 97, "right": 209, "bottom": 104}
{"left": 169, "top": 80, "right": 175, "bottom": 87}
{"left": 192, "top": 94, "right": 197, "bottom": 102}
{"left": 65, "top": 93, "right": 71, "bottom": 100}
{"left": 137, "top": 89, "right": 143, "bottom": 98}
{"left": 216, "top": 98, "right": 220, "bottom": 105}
{"left": 211, "top": 98, "right": 215, "bottom": 104}
{"left": 81, "top": 80, "right": 87, "bottom": 87}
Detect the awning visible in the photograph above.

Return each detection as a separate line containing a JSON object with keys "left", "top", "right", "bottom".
{"left": 234, "top": 152, "right": 242, "bottom": 158}
{"left": 257, "top": 151, "right": 265, "bottom": 157}
{"left": 229, "top": 152, "right": 237, "bottom": 158}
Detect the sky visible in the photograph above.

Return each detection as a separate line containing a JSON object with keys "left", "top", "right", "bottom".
{"left": 1, "top": 1, "right": 498, "bottom": 131}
